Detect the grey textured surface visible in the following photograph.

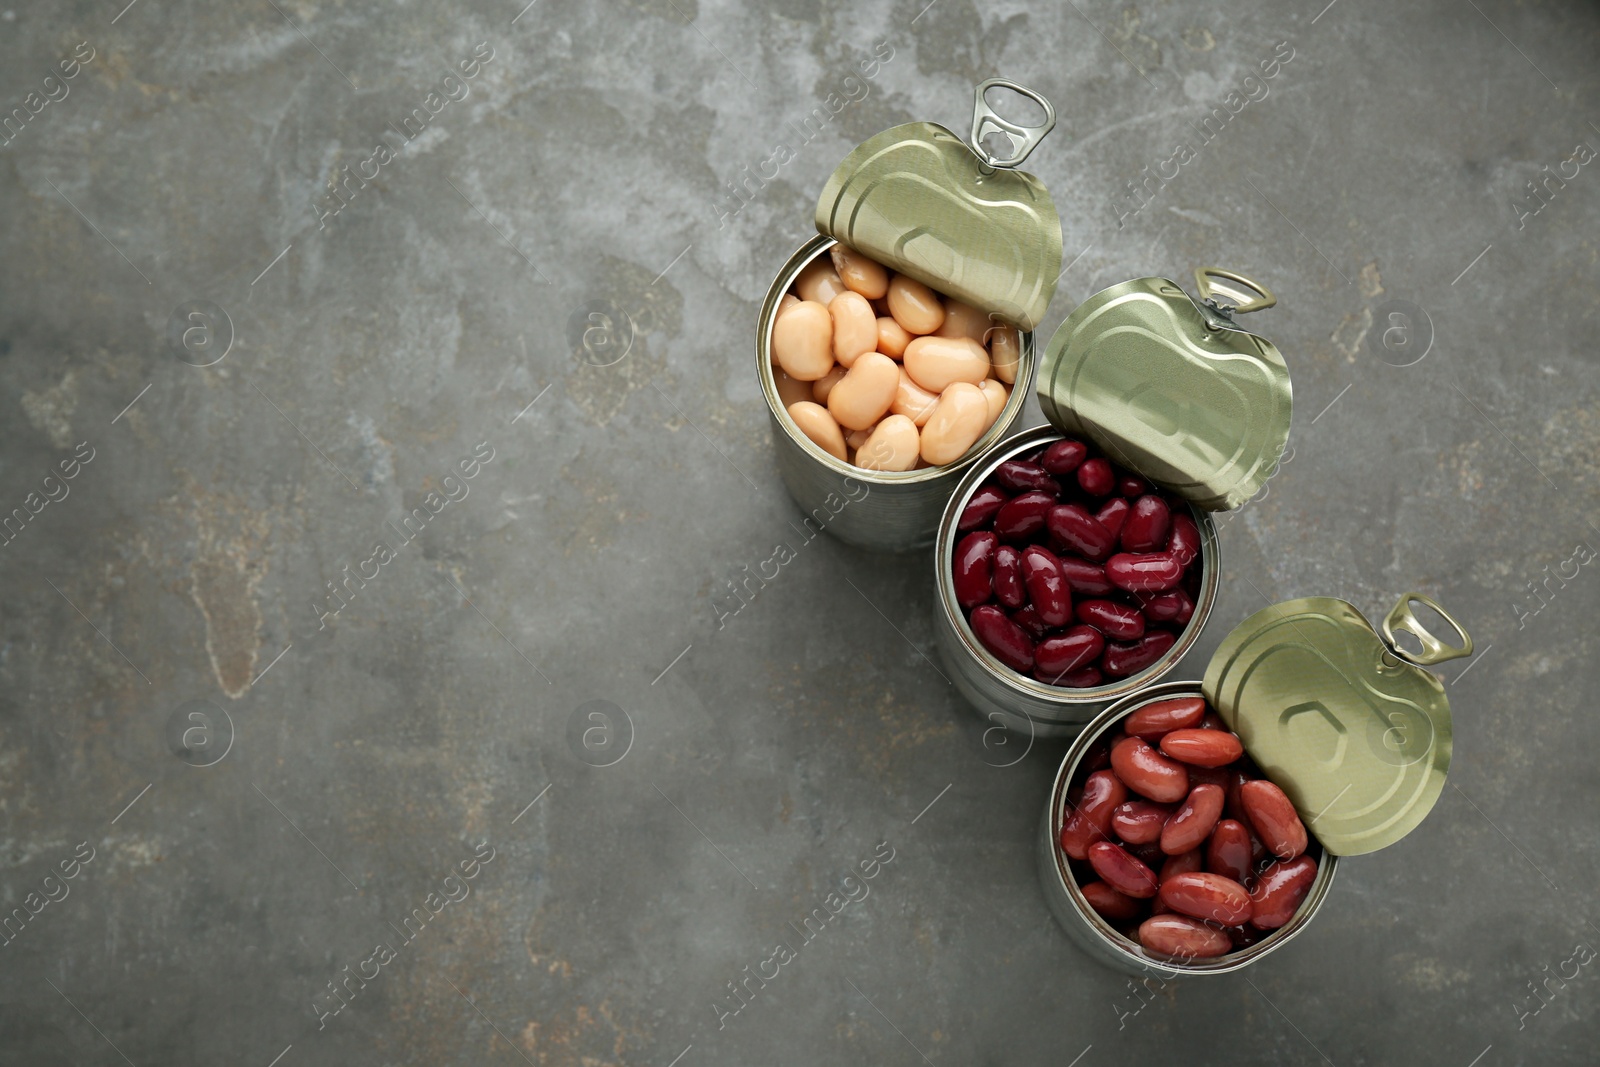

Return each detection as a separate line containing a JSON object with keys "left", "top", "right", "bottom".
{"left": 0, "top": 0, "right": 1597, "bottom": 1064}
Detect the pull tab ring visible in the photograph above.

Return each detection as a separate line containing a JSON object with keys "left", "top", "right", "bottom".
{"left": 1194, "top": 267, "right": 1277, "bottom": 315}
{"left": 970, "top": 79, "right": 1056, "bottom": 169}
{"left": 1382, "top": 592, "right": 1473, "bottom": 668}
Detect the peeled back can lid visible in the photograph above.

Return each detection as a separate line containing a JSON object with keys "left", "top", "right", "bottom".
{"left": 1036, "top": 268, "right": 1292, "bottom": 511}
{"left": 1202, "top": 592, "right": 1474, "bottom": 857}
{"left": 814, "top": 80, "right": 1063, "bottom": 332}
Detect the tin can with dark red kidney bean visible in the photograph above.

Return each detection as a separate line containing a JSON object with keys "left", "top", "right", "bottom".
{"left": 758, "top": 81, "right": 1062, "bottom": 552}
{"left": 934, "top": 268, "right": 1290, "bottom": 734}
{"left": 1039, "top": 594, "right": 1473, "bottom": 975}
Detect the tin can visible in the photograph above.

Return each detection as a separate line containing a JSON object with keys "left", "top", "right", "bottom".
{"left": 934, "top": 427, "right": 1221, "bottom": 737}
{"left": 1037, "top": 593, "right": 1473, "bottom": 976}
{"left": 758, "top": 81, "right": 1064, "bottom": 552}
{"left": 934, "top": 268, "right": 1290, "bottom": 733}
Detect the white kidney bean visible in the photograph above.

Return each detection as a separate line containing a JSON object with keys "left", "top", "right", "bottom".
{"left": 811, "top": 365, "right": 846, "bottom": 403}
{"left": 795, "top": 257, "right": 846, "bottom": 305}
{"left": 774, "top": 370, "right": 811, "bottom": 409}
{"left": 989, "top": 324, "right": 1021, "bottom": 385}
{"left": 903, "top": 335, "right": 990, "bottom": 393}
{"left": 937, "top": 299, "right": 990, "bottom": 345}
{"left": 856, "top": 415, "right": 921, "bottom": 472}
{"left": 876, "top": 316, "right": 913, "bottom": 359}
{"left": 827, "top": 352, "right": 899, "bottom": 431}
{"left": 829, "top": 291, "right": 878, "bottom": 368}
{"left": 772, "top": 300, "right": 835, "bottom": 381}
{"left": 886, "top": 274, "right": 946, "bottom": 335}
{"left": 919, "top": 382, "right": 989, "bottom": 465}
{"left": 787, "top": 401, "right": 847, "bottom": 461}
{"left": 979, "top": 379, "right": 1010, "bottom": 432}
{"left": 829, "top": 244, "right": 889, "bottom": 299}
{"left": 891, "top": 367, "right": 940, "bottom": 427}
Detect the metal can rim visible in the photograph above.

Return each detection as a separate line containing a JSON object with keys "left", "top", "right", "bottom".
{"left": 758, "top": 234, "right": 1037, "bottom": 486}
{"left": 933, "top": 426, "right": 1222, "bottom": 714}
{"left": 1042, "top": 680, "right": 1341, "bottom": 975}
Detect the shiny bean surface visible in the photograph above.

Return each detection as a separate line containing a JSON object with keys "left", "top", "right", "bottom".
{"left": 1040, "top": 440, "right": 1087, "bottom": 475}
{"left": 1138, "top": 914, "right": 1231, "bottom": 959}
{"left": 1051, "top": 665, "right": 1104, "bottom": 689}
{"left": 1095, "top": 497, "right": 1130, "bottom": 539}
{"left": 992, "top": 546, "right": 1025, "bottom": 609}
{"left": 1059, "top": 770, "right": 1126, "bottom": 859}
{"left": 979, "top": 380, "right": 1009, "bottom": 432}
{"left": 1111, "top": 801, "right": 1173, "bottom": 845}
{"left": 1102, "top": 631, "right": 1176, "bottom": 678}
{"left": 829, "top": 244, "right": 888, "bottom": 299}
{"left": 1142, "top": 589, "right": 1195, "bottom": 626}
{"left": 958, "top": 485, "right": 1007, "bottom": 531}
{"left": 1106, "top": 552, "right": 1184, "bottom": 592}
{"left": 1160, "top": 784, "right": 1225, "bottom": 855}
{"left": 1021, "top": 545, "right": 1073, "bottom": 626}
{"left": 886, "top": 274, "right": 946, "bottom": 335}
{"left": 1047, "top": 504, "right": 1117, "bottom": 561}
{"left": 1076, "top": 598, "right": 1144, "bottom": 640}
{"left": 1058, "top": 558, "right": 1115, "bottom": 596}
{"left": 1160, "top": 849, "right": 1204, "bottom": 882}
{"left": 1082, "top": 881, "right": 1143, "bottom": 921}
{"left": 829, "top": 291, "right": 879, "bottom": 368}
{"left": 771, "top": 300, "right": 835, "bottom": 380}
{"left": 1124, "top": 696, "right": 1206, "bottom": 739}
{"left": 936, "top": 299, "right": 990, "bottom": 344}
{"left": 902, "top": 335, "right": 990, "bottom": 393}
{"left": 1160, "top": 728, "right": 1244, "bottom": 768}
{"left": 876, "top": 316, "right": 913, "bottom": 359}
{"left": 993, "top": 491, "right": 1056, "bottom": 542}
{"left": 1077, "top": 457, "right": 1115, "bottom": 496}
{"left": 786, "top": 401, "right": 847, "bottom": 461}
{"left": 856, "top": 414, "right": 921, "bottom": 472}
{"left": 827, "top": 352, "right": 899, "bottom": 431}
{"left": 919, "top": 382, "right": 989, "bottom": 465}
{"left": 1088, "top": 841, "right": 1159, "bottom": 899}
{"left": 1122, "top": 494, "right": 1172, "bottom": 552}
{"left": 1110, "top": 736, "right": 1190, "bottom": 803}
{"left": 1240, "top": 780, "right": 1308, "bottom": 860}
{"left": 969, "top": 604, "right": 1034, "bottom": 673}
{"left": 995, "top": 460, "right": 1059, "bottom": 495}
{"left": 1034, "top": 626, "right": 1104, "bottom": 678}
{"left": 989, "top": 324, "right": 1021, "bottom": 384}
{"left": 795, "top": 256, "right": 846, "bottom": 305}
{"left": 952, "top": 532, "right": 997, "bottom": 609}
{"left": 890, "top": 367, "right": 940, "bottom": 427}
{"left": 1159, "top": 872, "right": 1252, "bottom": 926}
{"left": 1167, "top": 512, "right": 1202, "bottom": 567}
{"left": 1249, "top": 856, "right": 1318, "bottom": 928}
{"left": 1010, "top": 604, "right": 1049, "bottom": 639}
{"left": 1205, "top": 819, "right": 1254, "bottom": 885}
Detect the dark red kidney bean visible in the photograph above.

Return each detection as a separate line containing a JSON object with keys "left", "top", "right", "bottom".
{"left": 1159, "top": 728, "right": 1244, "bottom": 768}
{"left": 1035, "top": 625, "right": 1104, "bottom": 678}
{"left": 1160, "top": 872, "right": 1252, "bottom": 926}
{"left": 1159, "top": 849, "right": 1203, "bottom": 882}
{"left": 1059, "top": 770, "right": 1127, "bottom": 859}
{"left": 1160, "top": 783, "right": 1224, "bottom": 855}
{"left": 1141, "top": 589, "right": 1195, "bottom": 627}
{"left": 952, "top": 531, "right": 997, "bottom": 609}
{"left": 1059, "top": 557, "right": 1115, "bottom": 596}
{"left": 1047, "top": 504, "right": 1116, "bottom": 562}
{"left": 1111, "top": 801, "right": 1173, "bottom": 845}
{"left": 969, "top": 605, "right": 1035, "bottom": 673}
{"left": 1041, "top": 439, "right": 1088, "bottom": 475}
{"left": 1109, "top": 736, "right": 1189, "bottom": 803}
{"left": 993, "top": 491, "right": 1056, "bottom": 543}
{"left": 1075, "top": 598, "right": 1145, "bottom": 640}
{"left": 1020, "top": 546, "right": 1072, "bottom": 626}
{"left": 1053, "top": 665, "right": 1104, "bottom": 689}
{"left": 1095, "top": 497, "right": 1130, "bottom": 539}
{"left": 1102, "top": 630, "right": 1176, "bottom": 678}
{"left": 1249, "top": 856, "right": 1318, "bottom": 929}
{"left": 994, "top": 460, "right": 1060, "bottom": 496}
{"left": 992, "top": 545, "right": 1025, "bottom": 609}
{"left": 1106, "top": 552, "right": 1184, "bottom": 593}
{"left": 1240, "top": 780, "right": 1308, "bottom": 861}
{"left": 1124, "top": 696, "right": 1206, "bottom": 739}
{"left": 1088, "top": 841, "right": 1159, "bottom": 899}
{"left": 1077, "top": 458, "right": 1115, "bottom": 496}
{"left": 958, "top": 485, "right": 1008, "bottom": 532}
{"left": 1121, "top": 495, "right": 1172, "bottom": 553}
{"left": 1082, "top": 880, "right": 1144, "bottom": 921}
{"left": 1166, "top": 512, "right": 1202, "bottom": 567}
{"left": 1010, "top": 604, "right": 1049, "bottom": 639}
{"left": 1138, "top": 914, "right": 1231, "bottom": 959}
{"left": 1118, "top": 473, "right": 1151, "bottom": 498}
{"left": 1206, "top": 819, "right": 1253, "bottom": 884}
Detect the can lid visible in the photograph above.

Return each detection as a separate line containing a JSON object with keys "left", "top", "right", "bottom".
{"left": 1035, "top": 269, "right": 1291, "bottom": 511}
{"left": 814, "top": 80, "right": 1062, "bottom": 331}
{"left": 1201, "top": 593, "right": 1474, "bottom": 857}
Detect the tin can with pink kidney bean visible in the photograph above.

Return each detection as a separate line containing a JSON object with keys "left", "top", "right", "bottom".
{"left": 758, "top": 81, "right": 1062, "bottom": 552}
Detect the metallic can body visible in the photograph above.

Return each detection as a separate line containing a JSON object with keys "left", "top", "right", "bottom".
{"left": 759, "top": 235, "right": 1037, "bottom": 553}
{"left": 933, "top": 426, "right": 1221, "bottom": 737}
{"left": 1037, "top": 681, "right": 1339, "bottom": 977}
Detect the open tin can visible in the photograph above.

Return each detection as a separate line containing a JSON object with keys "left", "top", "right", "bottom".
{"left": 757, "top": 81, "right": 1064, "bottom": 552}
{"left": 1039, "top": 592, "right": 1473, "bottom": 976}
{"left": 935, "top": 269, "right": 1291, "bottom": 735}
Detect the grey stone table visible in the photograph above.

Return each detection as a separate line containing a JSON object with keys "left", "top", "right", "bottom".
{"left": 1, "top": 0, "right": 1596, "bottom": 1064}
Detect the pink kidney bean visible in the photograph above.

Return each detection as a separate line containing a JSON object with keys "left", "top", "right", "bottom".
{"left": 1249, "top": 856, "right": 1319, "bottom": 929}
{"left": 1110, "top": 737, "right": 1190, "bottom": 804}
{"left": 1159, "top": 728, "right": 1245, "bottom": 768}
{"left": 1240, "top": 780, "right": 1309, "bottom": 861}
{"left": 1111, "top": 801, "right": 1174, "bottom": 845}
{"left": 1138, "top": 915, "right": 1231, "bottom": 959}
{"left": 1124, "top": 696, "right": 1206, "bottom": 739}
{"left": 1205, "top": 819, "right": 1254, "bottom": 885}
{"left": 1158, "top": 872, "right": 1252, "bottom": 926}
{"left": 1088, "top": 841, "right": 1159, "bottom": 899}
{"left": 1160, "top": 784, "right": 1225, "bottom": 855}
{"left": 1059, "top": 770, "right": 1126, "bottom": 859}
